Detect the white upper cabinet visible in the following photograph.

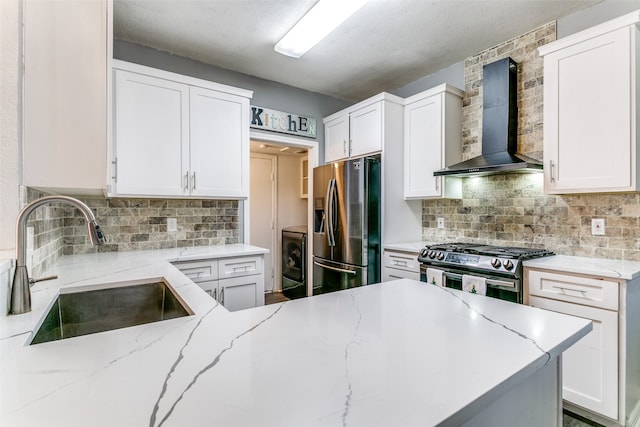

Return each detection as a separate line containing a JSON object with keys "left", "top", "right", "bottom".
{"left": 23, "top": 0, "right": 112, "bottom": 195}
{"left": 403, "top": 84, "right": 463, "bottom": 199}
{"left": 323, "top": 93, "right": 403, "bottom": 163}
{"left": 111, "top": 61, "right": 252, "bottom": 199}
{"left": 113, "top": 71, "right": 189, "bottom": 196}
{"left": 324, "top": 114, "right": 350, "bottom": 162}
{"left": 539, "top": 11, "right": 640, "bottom": 194}
{"left": 349, "top": 101, "right": 383, "bottom": 158}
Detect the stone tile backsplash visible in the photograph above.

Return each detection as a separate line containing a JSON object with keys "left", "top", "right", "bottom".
{"left": 26, "top": 188, "right": 239, "bottom": 276}
{"left": 422, "top": 174, "right": 640, "bottom": 261}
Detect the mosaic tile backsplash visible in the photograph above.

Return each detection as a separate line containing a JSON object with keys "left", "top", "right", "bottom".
{"left": 26, "top": 188, "right": 239, "bottom": 277}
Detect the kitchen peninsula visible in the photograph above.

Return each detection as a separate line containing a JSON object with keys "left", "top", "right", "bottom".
{"left": 0, "top": 248, "right": 590, "bottom": 427}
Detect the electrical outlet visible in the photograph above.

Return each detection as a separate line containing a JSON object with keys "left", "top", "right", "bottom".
{"left": 591, "top": 218, "right": 605, "bottom": 236}
{"left": 437, "top": 218, "right": 445, "bottom": 229}
{"left": 167, "top": 218, "right": 177, "bottom": 232}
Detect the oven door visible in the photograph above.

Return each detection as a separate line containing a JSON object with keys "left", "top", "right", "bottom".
{"left": 421, "top": 265, "right": 521, "bottom": 303}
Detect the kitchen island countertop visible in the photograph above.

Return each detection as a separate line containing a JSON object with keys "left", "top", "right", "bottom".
{"left": 1, "top": 246, "right": 590, "bottom": 427}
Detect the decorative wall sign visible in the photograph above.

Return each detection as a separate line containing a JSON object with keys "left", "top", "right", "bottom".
{"left": 250, "top": 106, "right": 316, "bottom": 138}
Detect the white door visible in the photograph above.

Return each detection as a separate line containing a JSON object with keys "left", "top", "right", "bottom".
{"left": 114, "top": 70, "right": 189, "bottom": 196}
{"left": 190, "top": 86, "right": 249, "bottom": 198}
{"left": 250, "top": 154, "right": 276, "bottom": 293}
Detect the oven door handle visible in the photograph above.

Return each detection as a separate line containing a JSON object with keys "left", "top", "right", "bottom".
{"left": 443, "top": 272, "right": 515, "bottom": 289}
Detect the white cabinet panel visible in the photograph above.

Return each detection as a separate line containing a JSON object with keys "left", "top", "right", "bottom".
{"left": 190, "top": 87, "right": 249, "bottom": 198}
{"left": 218, "top": 255, "right": 262, "bottom": 279}
{"left": 528, "top": 269, "right": 619, "bottom": 310}
{"left": 403, "top": 84, "right": 463, "bottom": 200}
{"left": 540, "top": 14, "right": 639, "bottom": 193}
{"left": 23, "top": 0, "right": 111, "bottom": 194}
{"left": 529, "top": 295, "right": 618, "bottom": 420}
{"left": 350, "top": 102, "right": 383, "bottom": 158}
{"left": 219, "top": 275, "right": 264, "bottom": 311}
{"left": 325, "top": 114, "right": 349, "bottom": 163}
{"left": 114, "top": 70, "right": 189, "bottom": 196}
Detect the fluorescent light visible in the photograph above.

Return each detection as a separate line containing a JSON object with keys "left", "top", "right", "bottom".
{"left": 274, "top": 0, "right": 368, "bottom": 58}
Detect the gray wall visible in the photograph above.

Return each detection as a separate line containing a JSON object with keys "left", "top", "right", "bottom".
{"left": 114, "top": 40, "right": 351, "bottom": 153}
{"left": 391, "top": 61, "right": 465, "bottom": 98}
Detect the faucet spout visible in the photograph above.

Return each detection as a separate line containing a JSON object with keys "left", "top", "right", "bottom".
{"left": 10, "top": 195, "right": 106, "bottom": 315}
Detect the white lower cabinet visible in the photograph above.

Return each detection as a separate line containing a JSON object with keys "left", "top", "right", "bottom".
{"left": 526, "top": 267, "right": 640, "bottom": 426}
{"left": 382, "top": 249, "right": 420, "bottom": 281}
{"left": 174, "top": 255, "right": 264, "bottom": 311}
{"left": 529, "top": 295, "right": 618, "bottom": 419}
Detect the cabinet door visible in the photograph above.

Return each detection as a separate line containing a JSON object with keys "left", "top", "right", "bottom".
{"left": 219, "top": 275, "right": 264, "bottom": 311}
{"left": 350, "top": 101, "right": 383, "bottom": 158}
{"left": 190, "top": 87, "right": 249, "bottom": 198}
{"left": 325, "top": 114, "right": 349, "bottom": 163}
{"left": 404, "top": 94, "right": 443, "bottom": 198}
{"left": 543, "top": 26, "right": 633, "bottom": 193}
{"left": 529, "top": 296, "right": 618, "bottom": 419}
{"left": 113, "top": 70, "right": 189, "bottom": 196}
{"left": 23, "top": 0, "right": 109, "bottom": 193}
{"left": 197, "top": 279, "right": 219, "bottom": 301}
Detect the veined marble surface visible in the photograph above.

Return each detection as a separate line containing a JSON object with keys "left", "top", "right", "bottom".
{"left": 524, "top": 254, "right": 640, "bottom": 280}
{"left": 0, "top": 246, "right": 590, "bottom": 427}
{"left": 383, "top": 241, "right": 432, "bottom": 253}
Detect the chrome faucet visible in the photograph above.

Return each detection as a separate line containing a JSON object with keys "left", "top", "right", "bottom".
{"left": 9, "top": 195, "right": 106, "bottom": 315}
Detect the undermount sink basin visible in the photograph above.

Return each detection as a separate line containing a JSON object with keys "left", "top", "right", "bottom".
{"left": 30, "top": 279, "right": 193, "bottom": 345}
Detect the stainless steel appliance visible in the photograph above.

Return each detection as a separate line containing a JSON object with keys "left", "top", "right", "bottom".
{"left": 312, "top": 156, "right": 381, "bottom": 295}
{"left": 417, "top": 242, "right": 554, "bottom": 303}
{"left": 282, "top": 226, "right": 307, "bottom": 300}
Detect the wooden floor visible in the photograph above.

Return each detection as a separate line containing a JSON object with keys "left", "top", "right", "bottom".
{"left": 265, "top": 292, "right": 290, "bottom": 305}
{"left": 263, "top": 293, "right": 602, "bottom": 426}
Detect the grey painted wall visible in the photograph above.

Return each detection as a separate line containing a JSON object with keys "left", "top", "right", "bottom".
{"left": 114, "top": 40, "right": 351, "bottom": 154}
{"left": 557, "top": 0, "right": 640, "bottom": 38}
{"left": 390, "top": 61, "right": 465, "bottom": 98}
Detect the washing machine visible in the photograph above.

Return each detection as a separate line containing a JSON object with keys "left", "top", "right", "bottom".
{"left": 281, "top": 226, "right": 307, "bottom": 299}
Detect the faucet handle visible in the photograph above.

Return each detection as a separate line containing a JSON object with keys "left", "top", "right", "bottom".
{"left": 29, "top": 275, "right": 58, "bottom": 285}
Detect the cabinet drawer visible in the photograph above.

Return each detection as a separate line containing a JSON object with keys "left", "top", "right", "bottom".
{"left": 383, "top": 267, "right": 420, "bottom": 282}
{"left": 383, "top": 250, "right": 420, "bottom": 273}
{"left": 218, "top": 256, "right": 262, "bottom": 279}
{"left": 527, "top": 269, "right": 619, "bottom": 310}
{"left": 173, "top": 260, "right": 218, "bottom": 283}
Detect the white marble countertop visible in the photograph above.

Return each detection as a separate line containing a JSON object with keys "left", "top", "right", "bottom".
{"left": 524, "top": 254, "right": 640, "bottom": 281}
{"left": 383, "top": 241, "right": 431, "bottom": 253}
{"left": 0, "top": 246, "right": 591, "bottom": 427}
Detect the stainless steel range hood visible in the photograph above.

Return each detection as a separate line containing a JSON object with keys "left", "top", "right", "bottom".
{"left": 434, "top": 57, "right": 542, "bottom": 177}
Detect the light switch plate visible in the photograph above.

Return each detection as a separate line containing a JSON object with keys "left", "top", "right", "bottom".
{"left": 167, "top": 218, "right": 177, "bottom": 232}
{"left": 591, "top": 218, "right": 605, "bottom": 236}
{"left": 437, "top": 218, "right": 445, "bottom": 229}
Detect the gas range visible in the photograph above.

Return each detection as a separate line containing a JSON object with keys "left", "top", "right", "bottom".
{"left": 417, "top": 242, "right": 554, "bottom": 278}
{"left": 417, "top": 243, "right": 554, "bottom": 304}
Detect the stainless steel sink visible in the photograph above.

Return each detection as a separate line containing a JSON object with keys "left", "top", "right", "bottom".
{"left": 30, "top": 279, "right": 193, "bottom": 345}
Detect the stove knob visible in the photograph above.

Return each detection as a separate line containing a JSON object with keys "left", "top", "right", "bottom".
{"left": 420, "top": 248, "right": 429, "bottom": 258}
{"left": 491, "top": 258, "right": 502, "bottom": 269}
{"left": 503, "top": 259, "right": 514, "bottom": 270}
{"left": 428, "top": 251, "right": 436, "bottom": 259}
{"left": 437, "top": 252, "right": 445, "bottom": 261}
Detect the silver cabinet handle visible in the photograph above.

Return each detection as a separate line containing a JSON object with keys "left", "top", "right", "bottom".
{"left": 192, "top": 172, "right": 196, "bottom": 191}
{"left": 220, "top": 287, "right": 225, "bottom": 305}
{"left": 112, "top": 158, "right": 118, "bottom": 183}
{"left": 553, "top": 285, "right": 587, "bottom": 295}
{"left": 435, "top": 176, "right": 439, "bottom": 191}
{"left": 314, "top": 260, "right": 357, "bottom": 275}
{"left": 184, "top": 172, "right": 190, "bottom": 192}
{"left": 393, "top": 259, "right": 408, "bottom": 266}
{"left": 549, "top": 160, "right": 556, "bottom": 183}
{"left": 343, "top": 139, "right": 347, "bottom": 155}
{"left": 213, "top": 288, "right": 217, "bottom": 301}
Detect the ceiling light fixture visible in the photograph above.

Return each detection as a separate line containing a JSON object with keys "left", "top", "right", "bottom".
{"left": 274, "top": 0, "right": 368, "bottom": 58}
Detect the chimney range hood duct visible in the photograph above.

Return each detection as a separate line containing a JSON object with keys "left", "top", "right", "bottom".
{"left": 434, "top": 57, "right": 542, "bottom": 177}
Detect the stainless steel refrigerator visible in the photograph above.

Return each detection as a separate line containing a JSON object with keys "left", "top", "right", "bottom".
{"left": 312, "top": 155, "right": 381, "bottom": 295}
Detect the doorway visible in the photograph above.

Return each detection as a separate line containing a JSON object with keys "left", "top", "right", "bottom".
{"left": 248, "top": 133, "right": 316, "bottom": 297}
{"left": 250, "top": 153, "right": 277, "bottom": 292}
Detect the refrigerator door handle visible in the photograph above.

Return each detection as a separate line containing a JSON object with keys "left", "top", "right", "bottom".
{"left": 326, "top": 179, "right": 336, "bottom": 247}
{"left": 314, "top": 260, "right": 357, "bottom": 275}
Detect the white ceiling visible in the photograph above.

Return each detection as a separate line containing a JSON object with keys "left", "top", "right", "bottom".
{"left": 113, "top": 0, "right": 601, "bottom": 101}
